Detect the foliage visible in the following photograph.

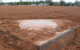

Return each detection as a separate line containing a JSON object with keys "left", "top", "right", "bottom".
{"left": 0, "top": 0, "right": 80, "bottom": 6}
{"left": 75, "top": 1, "right": 80, "bottom": 6}
{"left": 60, "top": 0, "right": 66, "bottom": 6}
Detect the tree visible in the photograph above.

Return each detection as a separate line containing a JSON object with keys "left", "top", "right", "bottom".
{"left": 45, "top": 0, "right": 53, "bottom": 6}
{"left": 60, "top": 0, "right": 66, "bottom": 6}
{"left": 66, "top": 2, "right": 73, "bottom": 6}
{"left": 20, "top": 0, "right": 22, "bottom": 2}
{"left": 36, "top": 0, "right": 38, "bottom": 5}
{"left": 75, "top": 0, "right": 80, "bottom": 6}
{"left": 0, "top": 0, "right": 3, "bottom": 5}
{"left": 20, "top": 0, "right": 23, "bottom": 5}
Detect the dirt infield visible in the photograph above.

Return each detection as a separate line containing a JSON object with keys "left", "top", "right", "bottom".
{"left": 0, "top": 6, "right": 80, "bottom": 50}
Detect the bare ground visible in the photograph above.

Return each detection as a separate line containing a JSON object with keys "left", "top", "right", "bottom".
{"left": 0, "top": 5, "right": 80, "bottom": 50}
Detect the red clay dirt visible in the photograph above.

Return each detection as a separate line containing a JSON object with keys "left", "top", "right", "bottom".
{"left": 0, "top": 6, "right": 80, "bottom": 50}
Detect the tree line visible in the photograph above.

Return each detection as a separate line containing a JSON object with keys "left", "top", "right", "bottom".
{"left": 0, "top": 0, "right": 80, "bottom": 6}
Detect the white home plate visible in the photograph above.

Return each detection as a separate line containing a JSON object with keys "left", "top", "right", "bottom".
{"left": 18, "top": 20, "right": 58, "bottom": 31}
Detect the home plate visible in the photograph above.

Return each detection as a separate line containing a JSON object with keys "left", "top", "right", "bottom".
{"left": 0, "top": 19, "right": 78, "bottom": 50}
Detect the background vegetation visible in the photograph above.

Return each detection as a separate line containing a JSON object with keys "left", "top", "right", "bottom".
{"left": 0, "top": 0, "right": 80, "bottom": 6}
